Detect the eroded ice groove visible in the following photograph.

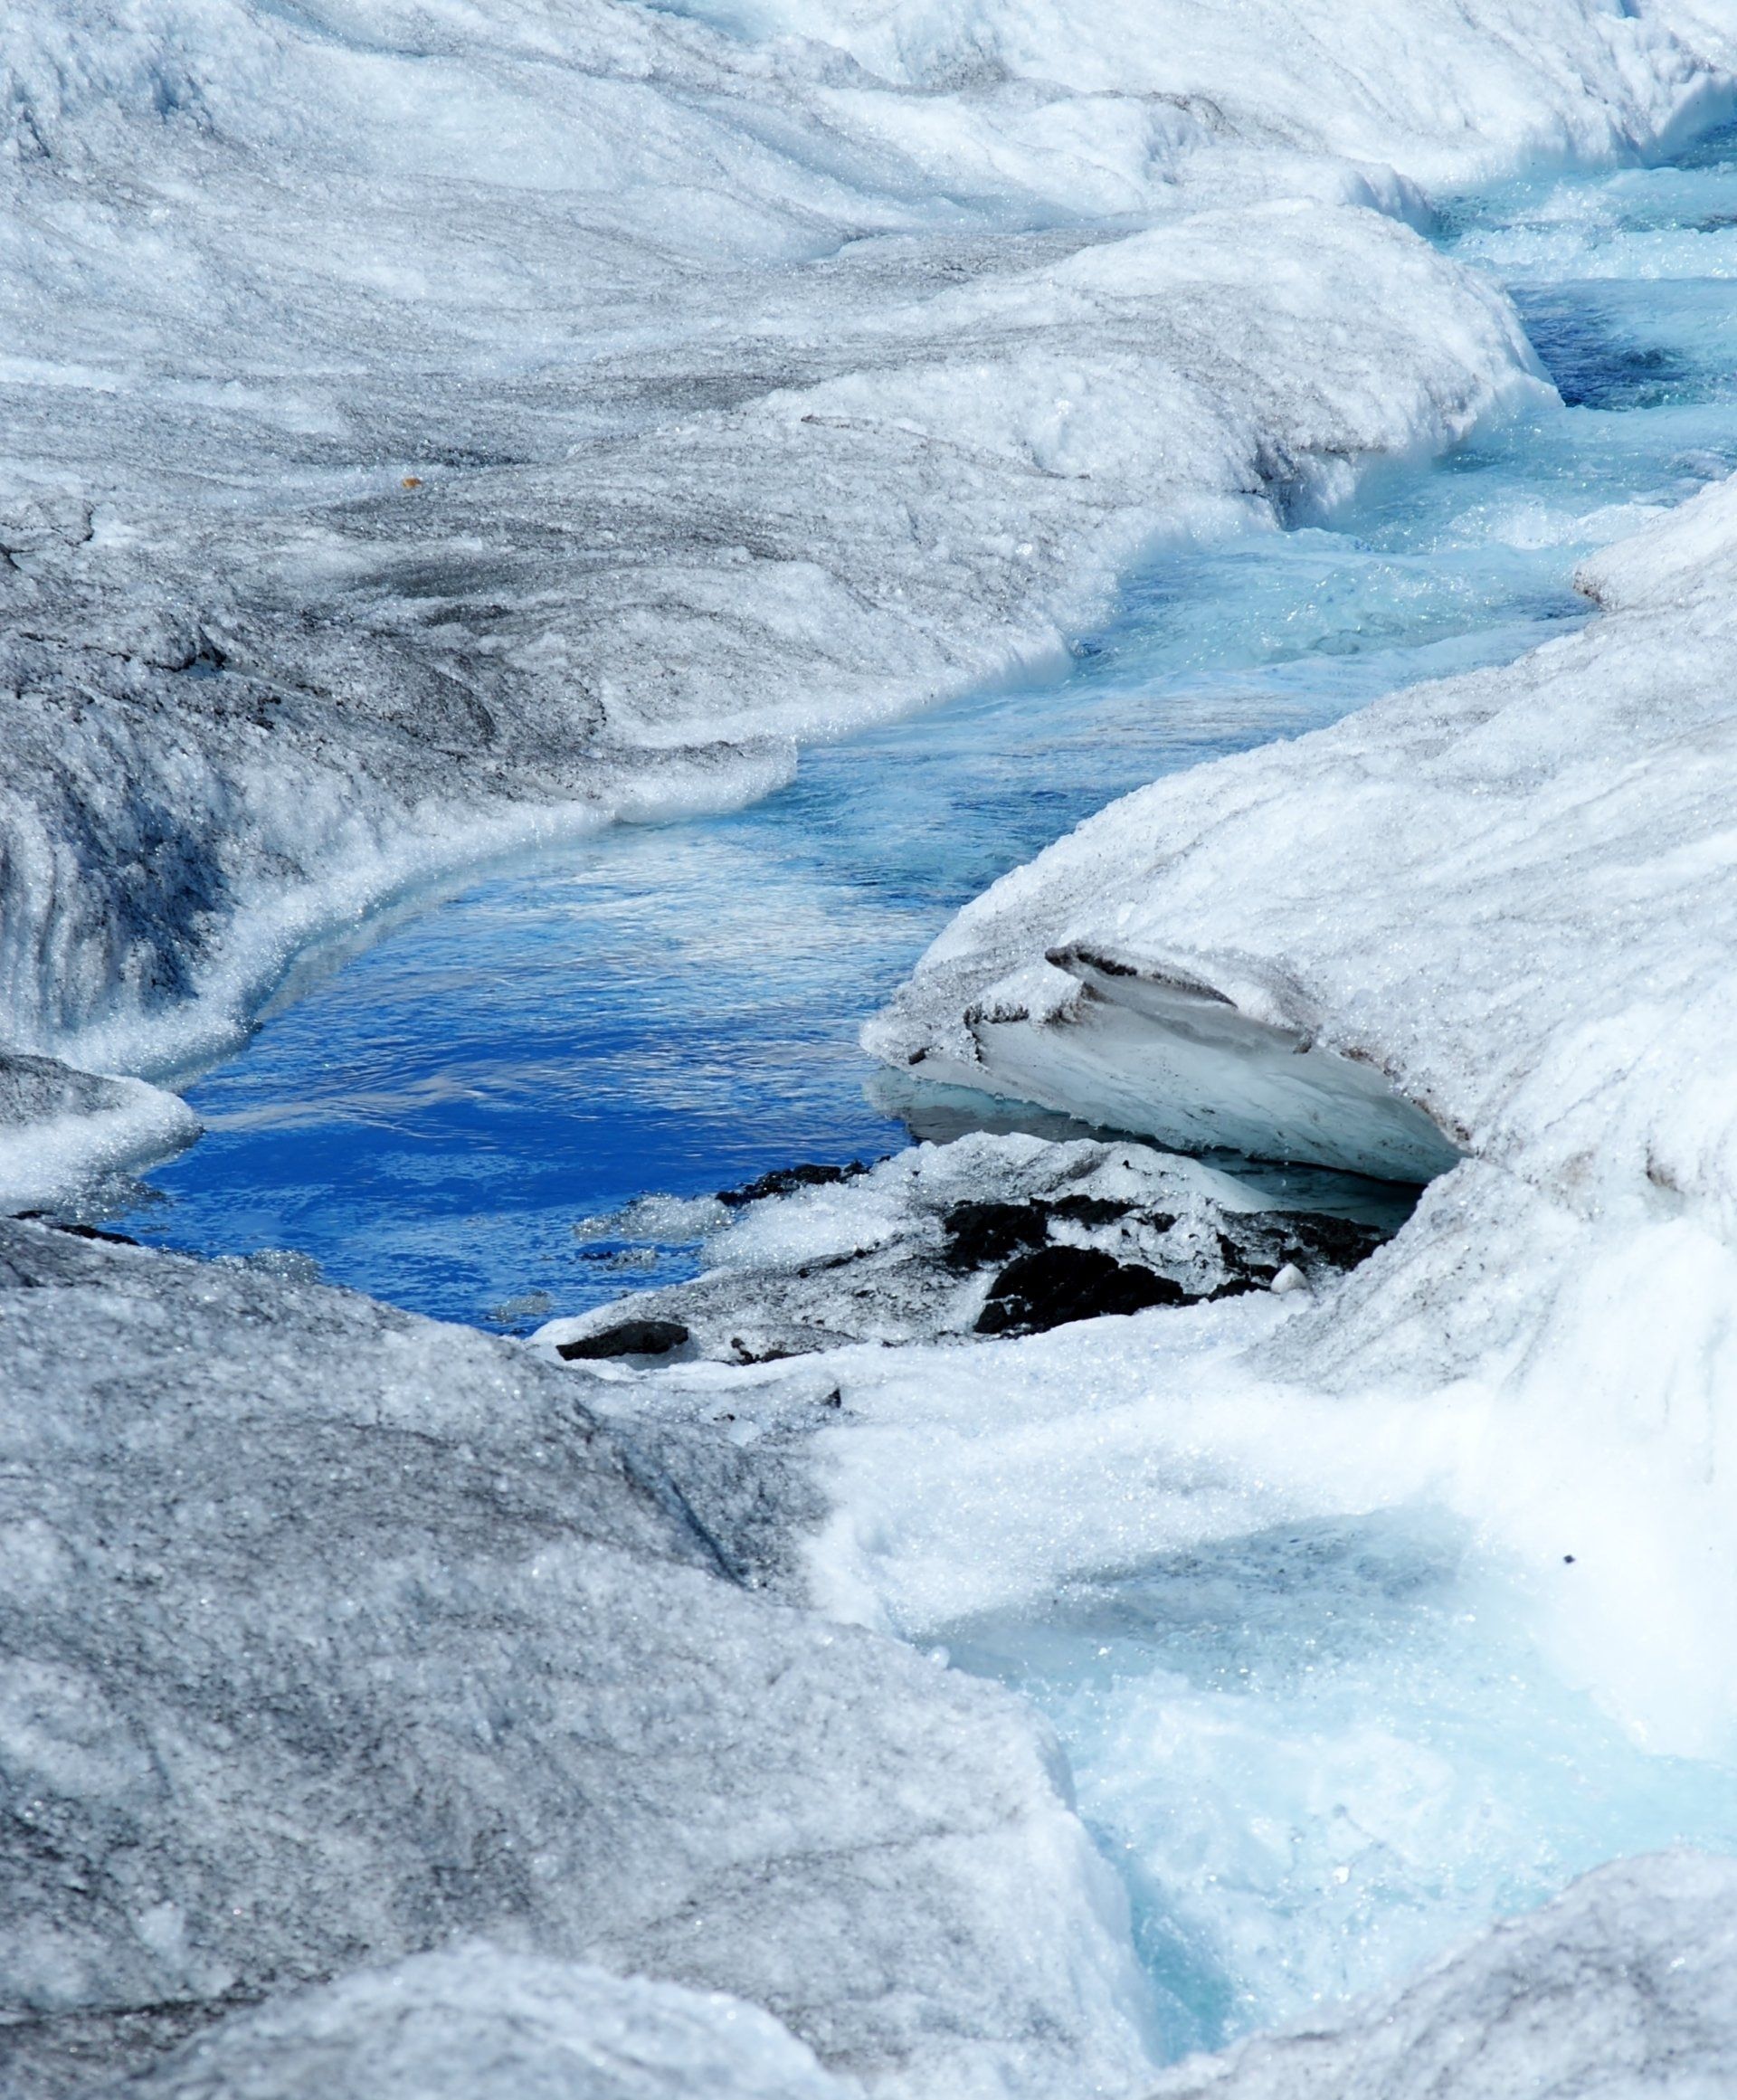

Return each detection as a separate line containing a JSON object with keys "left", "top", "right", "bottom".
{"left": 5, "top": 0, "right": 1581, "bottom": 1088}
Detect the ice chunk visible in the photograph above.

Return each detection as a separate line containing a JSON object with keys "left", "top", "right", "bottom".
{"left": 0, "top": 1221, "right": 1158, "bottom": 2099}
{"left": 945, "top": 945, "right": 1463, "bottom": 1181}
{"left": 533, "top": 1133, "right": 1385, "bottom": 1365}
{"left": 97, "top": 1945, "right": 852, "bottom": 2100}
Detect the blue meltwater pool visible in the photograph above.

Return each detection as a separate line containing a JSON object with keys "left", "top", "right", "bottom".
{"left": 116, "top": 126, "right": 1737, "bottom": 2057}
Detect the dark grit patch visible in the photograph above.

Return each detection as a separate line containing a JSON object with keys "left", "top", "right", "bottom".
{"left": 976, "top": 1244, "right": 1187, "bottom": 1335}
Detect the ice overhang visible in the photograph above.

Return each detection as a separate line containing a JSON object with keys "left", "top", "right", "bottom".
{"left": 960, "top": 943, "right": 1465, "bottom": 1185}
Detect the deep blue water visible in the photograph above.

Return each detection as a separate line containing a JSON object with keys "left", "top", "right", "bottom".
{"left": 115, "top": 130, "right": 1737, "bottom": 1342}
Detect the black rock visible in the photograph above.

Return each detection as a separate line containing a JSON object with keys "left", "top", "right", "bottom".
{"left": 556, "top": 1317, "right": 690, "bottom": 1361}
{"left": 1045, "top": 1194, "right": 1131, "bottom": 1228}
{"left": 717, "top": 1160, "right": 869, "bottom": 1208}
{"left": 1277, "top": 1213, "right": 1386, "bottom": 1269}
{"left": 976, "top": 1246, "right": 1187, "bottom": 1336}
{"left": 942, "top": 1200, "right": 1052, "bottom": 1271}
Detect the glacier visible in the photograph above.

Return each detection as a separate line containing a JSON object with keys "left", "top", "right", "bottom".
{"left": 8, "top": 0, "right": 1731, "bottom": 1108}
{"left": 8, "top": 0, "right": 1737, "bottom": 2096}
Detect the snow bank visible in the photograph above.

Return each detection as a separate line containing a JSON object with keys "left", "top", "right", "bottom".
{"left": 11, "top": 0, "right": 1730, "bottom": 1152}
{"left": 868, "top": 475, "right": 1737, "bottom": 1755}
{"left": 0, "top": 1220, "right": 1156, "bottom": 2100}
{"left": 102, "top": 1947, "right": 852, "bottom": 2100}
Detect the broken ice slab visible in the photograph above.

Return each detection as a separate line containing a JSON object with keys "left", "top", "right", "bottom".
{"left": 533, "top": 1132, "right": 1387, "bottom": 1368}
{"left": 962, "top": 946, "right": 1465, "bottom": 1185}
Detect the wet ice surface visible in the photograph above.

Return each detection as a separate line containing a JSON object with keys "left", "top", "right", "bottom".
{"left": 111, "top": 138, "right": 1737, "bottom": 1324}
{"left": 940, "top": 1513, "right": 1737, "bottom": 2055}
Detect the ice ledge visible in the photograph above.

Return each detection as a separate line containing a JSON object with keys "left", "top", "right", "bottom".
{"left": 871, "top": 944, "right": 1463, "bottom": 1184}
{"left": 0, "top": 1050, "right": 198, "bottom": 1212}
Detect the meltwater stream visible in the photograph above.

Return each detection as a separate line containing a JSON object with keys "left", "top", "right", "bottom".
{"left": 119, "top": 132, "right": 1737, "bottom": 2054}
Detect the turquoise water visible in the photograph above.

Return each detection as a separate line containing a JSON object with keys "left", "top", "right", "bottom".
{"left": 110, "top": 128, "right": 1737, "bottom": 2055}
{"left": 944, "top": 1513, "right": 1737, "bottom": 2053}
{"left": 114, "top": 127, "right": 1737, "bottom": 1328}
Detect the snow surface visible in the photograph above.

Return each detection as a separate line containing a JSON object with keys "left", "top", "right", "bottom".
{"left": 868, "top": 470, "right": 1737, "bottom": 1757}
{"left": 0, "top": 1218, "right": 1156, "bottom": 2100}
{"left": 7, "top": 0, "right": 1731, "bottom": 1113}
{"left": 93, "top": 1947, "right": 853, "bottom": 2100}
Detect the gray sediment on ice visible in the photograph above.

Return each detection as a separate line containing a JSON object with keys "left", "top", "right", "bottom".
{"left": 0, "top": 1218, "right": 1155, "bottom": 2100}
{"left": 537, "top": 1133, "right": 1383, "bottom": 1369}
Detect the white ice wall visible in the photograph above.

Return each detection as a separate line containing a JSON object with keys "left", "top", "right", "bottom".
{"left": 869, "top": 475, "right": 1737, "bottom": 1757}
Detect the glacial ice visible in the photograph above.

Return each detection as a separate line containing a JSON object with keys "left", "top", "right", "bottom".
{"left": 10, "top": 0, "right": 1726, "bottom": 1104}
{"left": 0, "top": 1218, "right": 1156, "bottom": 2100}
{"left": 93, "top": 1947, "right": 854, "bottom": 2100}
{"left": 8, "top": 4, "right": 1737, "bottom": 2097}
{"left": 1145, "top": 1851, "right": 1737, "bottom": 2100}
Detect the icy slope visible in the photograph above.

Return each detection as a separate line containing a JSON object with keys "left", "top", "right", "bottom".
{"left": 9, "top": 0, "right": 1732, "bottom": 1125}
{"left": 868, "top": 474, "right": 1737, "bottom": 1753}
{"left": 0, "top": 1219, "right": 1155, "bottom": 2100}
